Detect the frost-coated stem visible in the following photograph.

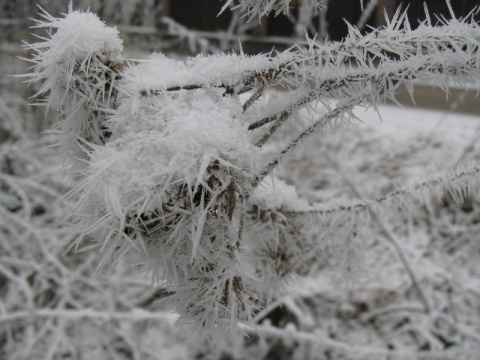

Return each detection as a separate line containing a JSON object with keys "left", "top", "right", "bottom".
{"left": 372, "top": 214, "right": 431, "bottom": 313}
{"left": 243, "top": 84, "right": 266, "bottom": 112}
{"left": 254, "top": 112, "right": 290, "bottom": 147}
{"left": 248, "top": 90, "right": 316, "bottom": 131}
{"left": 325, "top": 152, "right": 432, "bottom": 313}
{"left": 289, "top": 167, "right": 480, "bottom": 217}
{"left": 0, "top": 308, "right": 176, "bottom": 325}
{"left": 239, "top": 322, "right": 452, "bottom": 358}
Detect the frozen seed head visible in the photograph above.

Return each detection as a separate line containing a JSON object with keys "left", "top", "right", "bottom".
{"left": 24, "top": 7, "right": 124, "bottom": 166}
{"left": 30, "top": 7, "right": 123, "bottom": 66}
{"left": 68, "top": 85, "right": 257, "bottom": 269}
{"left": 26, "top": 8, "right": 124, "bottom": 99}
{"left": 66, "top": 84, "right": 258, "bottom": 342}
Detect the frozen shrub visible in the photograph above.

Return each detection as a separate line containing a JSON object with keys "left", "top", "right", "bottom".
{"left": 23, "top": 0, "right": 480, "bottom": 347}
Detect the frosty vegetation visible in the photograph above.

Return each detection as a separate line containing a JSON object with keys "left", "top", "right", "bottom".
{"left": 220, "top": 0, "right": 326, "bottom": 20}
{"left": 3, "top": 0, "right": 479, "bottom": 357}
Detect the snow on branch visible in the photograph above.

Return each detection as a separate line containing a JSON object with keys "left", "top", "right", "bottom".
{"left": 121, "top": 51, "right": 294, "bottom": 100}
{"left": 127, "top": 10, "right": 480, "bottom": 147}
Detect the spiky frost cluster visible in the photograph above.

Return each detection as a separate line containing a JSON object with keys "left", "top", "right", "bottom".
{"left": 77, "top": 98, "right": 256, "bottom": 337}
{"left": 67, "top": 55, "right": 260, "bottom": 340}
{"left": 24, "top": 7, "right": 124, "bottom": 165}
{"left": 24, "top": 2, "right": 480, "bottom": 345}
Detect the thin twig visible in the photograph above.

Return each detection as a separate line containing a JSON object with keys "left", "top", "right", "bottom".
{"left": 251, "top": 97, "right": 363, "bottom": 189}
{"left": 248, "top": 90, "right": 316, "bottom": 131}
{"left": 243, "top": 84, "right": 266, "bottom": 112}
{"left": 0, "top": 308, "right": 176, "bottom": 325}
{"left": 325, "top": 152, "right": 431, "bottom": 313}
{"left": 255, "top": 112, "right": 290, "bottom": 147}
{"left": 287, "top": 167, "right": 480, "bottom": 217}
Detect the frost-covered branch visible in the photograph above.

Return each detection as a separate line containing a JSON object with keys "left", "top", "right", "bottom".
{"left": 246, "top": 165, "right": 480, "bottom": 288}
{"left": 137, "top": 9, "right": 480, "bottom": 98}
{"left": 290, "top": 166, "right": 480, "bottom": 217}
{"left": 130, "top": 10, "right": 480, "bottom": 153}
{"left": 324, "top": 151, "right": 431, "bottom": 313}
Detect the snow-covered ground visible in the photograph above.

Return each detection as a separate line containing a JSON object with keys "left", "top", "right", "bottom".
{"left": 362, "top": 103, "right": 479, "bottom": 140}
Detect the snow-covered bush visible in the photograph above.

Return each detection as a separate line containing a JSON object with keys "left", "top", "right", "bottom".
{"left": 21, "top": 0, "right": 480, "bottom": 352}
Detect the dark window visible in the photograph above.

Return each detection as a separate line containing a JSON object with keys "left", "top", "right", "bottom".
{"left": 267, "top": 12, "right": 295, "bottom": 37}
{"left": 169, "top": 0, "right": 232, "bottom": 31}
{"left": 326, "top": 0, "right": 369, "bottom": 41}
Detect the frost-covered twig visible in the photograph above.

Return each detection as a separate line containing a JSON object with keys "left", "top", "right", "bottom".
{"left": 324, "top": 152, "right": 431, "bottom": 312}
{"left": 240, "top": 322, "right": 479, "bottom": 359}
{"left": 0, "top": 308, "right": 176, "bottom": 325}
{"left": 251, "top": 96, "right": 364, "bottom": 188}
{"left": 289, "top": 166, "right": 480, "bottom": 217}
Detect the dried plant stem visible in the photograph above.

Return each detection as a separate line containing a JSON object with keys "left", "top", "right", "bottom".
{"left": 243, "top": 85, "right": 266, "bottom": 111}
{"left": 0, "top": 308, "right": 175, "bottom": 325}
{"left": 248, "top": 91, "right": 316, "bottom": 131}
{"left": 236, "top": 194, "right": 249, "bottom": 244}
{"left": 254, "top": 112, "right": 290, "bottom": 147}
{"left": 251, "top": 96, "right": 363, "bottom": 188}
{"left": 372, "top": 215, "right": 431, "bottom": 313}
